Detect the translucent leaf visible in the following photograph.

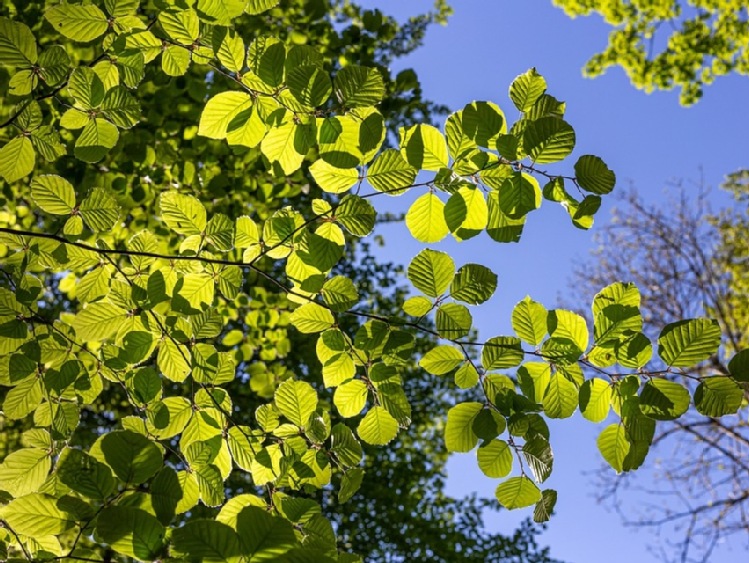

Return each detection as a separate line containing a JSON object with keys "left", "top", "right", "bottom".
{"left": 335, "top": 194, "right": 375, "bottom": 236}
{"left": 522, "top": 437, "right": 553, "bottom": 483}
{"left": 657, "top": 318, "right": 721, "bottom": 367}
{"left": 728, "top": 349, "right": 749, "bottom": 382}
{"left": 579, "top": 378, "right": 611, "bottom": 423}
{"left": 199, "top": 92, "right": 254, "bottom": 140}
{"left": 288, "top": 65, "right": 332, "bottom": 108}
{"left": 574, "top": 155, "right": 616, "bottom": 194}
{"left": 0, "top": 136, "right": 35, "bottom": 183}
{"left": 524, "top": 117, "right": 575, "bottom": 164}
{"left": 45, "top": 4, "right": 108, "bottom": 42}
{"left": 79, "top": 188, "right": 119, "bottom": 231}
{"left": 172, "top": 520, "right": 242, "bottom": 562}
{"left": 95, "top": 506, "right": 165, "bottom": 560}
{"left": 486, "top": 191, "right": 526, "bottom": 243}
{"left": 547, "top": 309, "right": 589, "bottom": 353}
{"left": 56, "top": 447, "right": 114, "bottom": 500}
{"left": 445, "top": 402, "right": 483, "bottom": 452}
{"left": 450, "top": 263, "right": 497, "bottom": 305}
{"left": 157, "top": 339, "right": 191, "bottom": 383}
{"left": 196, "top": 0, "right": 246, "bottom": 25}
{"left": 213, "top": 28, "right": 245, "bottom": 72}
{"left": 405, "top": 192, "right": 449, "bottom": 243}
{"left": 512, "top": 296, "right": 547, "bottom": 346}
{"left": 339, "top": 467, "right": 364, "bottom": 503}
{"left": 246, "top": 0, "right": 280, "bottom": 14}
{"left": 477, "top": 439, "right": 513, "bottom": 478}
{"left": 1, "top": 493, "right": 75, "bottom": 536}
{"left": 367, "top": 149, "right": 417, "bottom": 194}
{"left": 100, "top": 87, "right": 140, "bottom": 128}
{"left": 444, "top": 186, "right": 488, "bottom": 241}
{"left": 334, "top": 380, "right": 368, "bottom": 418}
{"left": 94, "top": 430, "right": 162, "bottom": 485}
{"left": 436, "top": 302, "right": 472, "bottom": 339}
{"left": 533, "top": 489, "right": 558, "bottom": 523}
{"left": 334, "top": 65, "right": 384, "bottom": 107}
{"left": 509, "top": 68, "right": 547, "bottom": 112}
{"left": 158, "top": 9, "right": 200, "bottom": 43}
{"left": 0, "top": 17, "right": 37, "bottom": 66}
{"left": 275, "top": 379, "right": 318, "bottom": 427}
{"left": 290, "top": 302, "right": 335, "bottom": 334}
{"left": 160, "top": 191, "right": 207, "bottom": 236}
{"left": 419, "top": 345, "right": 464, "bottom": 375}
{"left": 694, "top": 377, "right": 743, "bottom": 417}
{"left": 597, "top": 424, "right": 630, "bottom": 473}
{"left": 592, "top": 282, "right": 642, "bottom": 344}
{"left": 0, "top": 448, "right": 51, "bottom": 497}
{"left": 331, "top": 423, "right": 363, "bottom": 467}
{"left": 162, "top": 45, "right": 191, "bottom": 76}
{"left": 498, "top": 173, "right": 541, "bottom": 219}
{"left": 31, "top": 175, "right": 75, "bottom": 215}
{"left": 495, "top": 476, "right": 542, "bottom": 509}
{"left": 357, "top": 406, "right": 399, "bottom": 445}
{"left": 543, "top": 373, "right": 578, "bottom": 419}
{"left": 402, "top": 295, "right": 432, "bottom": 316}
{"left": 71, "top": 302, "right": 128, "bottom": 342}
{"left": 407, "top": 249, "right": 455, "bottom": 298}
{"left": 309, "top": 160, "right": 358, "bottom": 194}
{"left": 400, "top": 124, "right": 448, "bottom": 171}
{"left": 74, "top": 118, "right": 119, "bottom": 163}
{"left": 639, "top": 379, "right": 690, "bottom": 421}
{"left": 482, "top": 336, "right": 523, "bottom": 369}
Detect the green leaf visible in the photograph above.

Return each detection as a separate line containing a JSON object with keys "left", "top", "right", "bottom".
{"left": 1, "top": 493, "right": 75, "bottom": 536}
{"left": 522, "top": 437, "right": 553, "bottom": 483}
{"left": 450, "top": 263, "right": 497, "bottom": 305}
{"left": 639, "top": 379, "right": 690, "bottom": 421}
{"left": 95, "top": 430, "right": 162, "bottom": 484}
{"left": 367, "top": 149, "right": 417, "bottom": 194}
{"left": 533, "top": 489, "right": 558, "bottom": 523}
{"left": 436, "top": 302, "right": 473, "bottom": 339}
{"left": 657, "top": 318, "right": 721, "bottom": 367}
{"left": 246, "top": 0, "right": 280, "bottom": 15}
{"left": 579, "top": 378, "right": 611, "bottom": 423}
{"left": 334, "top": 380, "right": 367, "bottom": 418}
{"left": 309, "top": 160, "right": 358, "bottom": 194}
{"left": 100, "top": 87, "right": 140, "bottom": 128}
{"left": 728, "top": 349, "right": 749, "bottom": 382}
{"left": 574, "top": 155, "right": 616, "bottom": 194}
{"left": 592, "top": 282, "right": 642, "bottom": 344}
{"left": 71, "top": 302, "right": 128, "bottom": 342}
{"left": 0, "top": 17, "right": 37, "bottom": 67}
{"left": 79, "top": 188, "right": 119, "bottom": 232}
{"left": 406, "top": 192, "right": 449, "bottom": 243}
{"left": 454, "top": 362, "right": 479, "bottom": 389}
{"left": 290, "top": 302, "right": 335, "bottom": 334}
{"left": 162, "top": 44, "right": 191, "bottom": 76}
{"left": 322, "top": 276, "right": 359, "bottom": 312}
{"left": 56, "top": 448, "right": 115, "bottom": 500}
{"left": 335, "top": 194, "right": 375, "bottom": 236}
{"left": 68, "top": 67, "right": 105, "bottom": 109}
{"left": 512, "top": 296, "right": 548, "bottom": 346}
{"left": 288, "top": 65, "right": 332, "bottom": 108}
{"left": 31, "top": 175, "right": 75, "bottom": 215}
{"left": 477, "top": 439, "right": 513, "bottom": 478}
{"left": 419, "top": 345, "right": 464, "bottom": 375}
{"left": 236, "top": 506, "right": 299, "bottom": 559}
{"left": 486, "top": 191, "right": 526, "bottom": 243}
{"left": 74, "top": 118, "right": 119, "bottom": 163}
{"left": 400, "top": 124, "right": 449, "bottom": 171}
{"left": 543, "top": 374, "right": 578, "bottom": 419}
{"left": 0, "top": 448, "right": 51, "bottom": 497}
{"left": 402, "top": 295, "right": 432, "bottom": 316}
{"left": 172, "top": 520, "right": 242, "bottom": 562}
{"left": 509, "top": 68, "right": 547, "bottom": 112}
{"left": 275, "top": 379, "right": 318, "bottom": 427}
{"left": 482, "top": 336, "right": 523, "bottom": 369}
{"left": 498, "top": 172, "right": 542, "bottom": 220}
{"left": 334, "top": 65, "right": 384, "bottom": 107}
{"left": 461, "top": 101, "right": 506, "bottom": 147}
{"left": 339, "top": 467, "right": 364, "bottom": 503}
{"left": 597, "top": 424, "right": 630, "bottom": 473}
{"left": 444, "top": 402, "right": 483, "bottom": 453}
{"left": 524, "top": 117, "right": 575, "bottom": 164}
{"left": 159, "top": 9, "right": 200, "bottom": 43}
{"left": 495, "top": 476, "right": 542, "bottom": 509}
{"left": 694, "top": 377, "right": 744, "bottom": 417}
{"left": 547, "top": 309, "right": 589, "bottom": 353}
{"left": 0, "top": 136, "right": 35, "bottom": 183}
{"left": 45, "top": 4, "right": 108, "bottom": 42}
{"left": 407, "top": 249, "right": 455, "bottom": 298}
{"left": 160, "top": 191, "right": 207, "bottom": 236}
{"left": 95, "top": 506, "right": 165, "bottom": 560}
{"left": 199, "top": 92, "right": 254, "bottom": 140}
{"left": 444, "top": 186, "right": 488, "bottom": 240}
{"left": 357, "top": 406, "right": 399, "bottom": 445}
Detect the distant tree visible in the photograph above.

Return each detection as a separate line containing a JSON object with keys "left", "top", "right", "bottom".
{"left": 552, "top": 0, "right": 749, "bottom": 104}
{"left": 568, "top": 178, "right": 749, "bottom": 562}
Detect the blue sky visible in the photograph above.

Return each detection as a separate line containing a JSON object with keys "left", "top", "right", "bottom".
{"left": 356, "top": 1, "right": 749, "bottom": 562}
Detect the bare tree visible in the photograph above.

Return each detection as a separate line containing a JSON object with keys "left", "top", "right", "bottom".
{"left": 567, "top": 176, "right": 749, "bottom": 563}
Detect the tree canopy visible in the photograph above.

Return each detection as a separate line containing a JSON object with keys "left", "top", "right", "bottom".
{"left": 552, "top": 0, "right": 749, "bottom": 104}
{"left": 0, "top": 1, "right": 747, "bottom": 561}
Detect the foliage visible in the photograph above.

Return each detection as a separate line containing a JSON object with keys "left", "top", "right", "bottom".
{"left": 0, "top": 1, "right": 746, "bottom": 561}
{"left": 568, "top": 182, "right": 749, "bottom": 561}
{"left": 552, "top": 0, "right": 749, "bottom": 104}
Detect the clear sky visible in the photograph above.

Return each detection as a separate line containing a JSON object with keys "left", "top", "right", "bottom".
{"left": 357, "top": 1, "right": 749, "bottom": 562}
